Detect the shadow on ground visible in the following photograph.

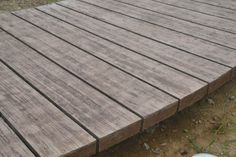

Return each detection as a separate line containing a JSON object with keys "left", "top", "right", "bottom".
{"left": 96, "top": 79, "right": 236, "bottom": 157}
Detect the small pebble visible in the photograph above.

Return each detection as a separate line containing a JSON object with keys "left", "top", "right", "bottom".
{"left": 207, "top": 98, "right": 215, "bottom": 105}
{"left": 151, "top": 148, "right": 160, "bottom": 154}
{"left": 160, "top": 142, "right": 167, "bottom": 147}
{"left": 209, "top": 120, "right": 216, "bottom": 124}
{"left": 143, "top": 142, "right": 150, "bottom": 150}
{"left": 231, "top": 112, "right": 236, "bottom": 116}
{"left": 183, "top": 129, "right": 189, "bottom": 133}
{"left": 212, "top": 116, "right": 218, "bottom": 121}
{"left": 229, "top": 95, "right": 235, "bottom": 101}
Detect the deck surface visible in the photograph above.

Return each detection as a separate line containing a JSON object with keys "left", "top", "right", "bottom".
{"left": 0, "top": 0, "right": 235, "bottom": 156}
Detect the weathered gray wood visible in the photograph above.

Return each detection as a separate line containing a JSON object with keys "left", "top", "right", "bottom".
{"left": 0, "top": 117, "right": 35, "bottom": 157}
{"left": 106, "top": 0, "right": 236, "bottom": 49}
{"left": 193, "top": 0, "right": 236, "bottom": 10}
{"left": 0, "top": 27, "right": 143, "bottom": 152}
{"left": 0, "top": 14, "right": 178, "bottom": 133}
{"left": 0, "top": 62, "right": 96, "bottom": 157}
{"left": 111, "top": 0, "right": 236, "bottom": 34}
{"left": 0, "top": 0, "right": 235, "bottom": 155}
{"left": 12, "top": 9, "right": 208, "bottom": 110}
{"left": 37, "top": 4, "right": 231, "bottom": 93}
{"left": 154, "top": 0, "right": 236, "bottom": 21}
{"left": 58, "top": 0, "right": 236, "bottom": 73}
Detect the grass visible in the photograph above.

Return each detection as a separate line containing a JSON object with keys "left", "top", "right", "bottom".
{"left": 186, "top": 106, "right": 236, "bottom": 156}
{"left": 188, "top": 137, "right": 216, "bottom": 153}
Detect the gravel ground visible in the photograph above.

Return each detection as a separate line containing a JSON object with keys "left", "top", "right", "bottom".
{"left": 96, "top": 79, "right": 236, "bottom": 157}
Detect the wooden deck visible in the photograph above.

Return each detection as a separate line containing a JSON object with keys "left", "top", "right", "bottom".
{"left": 0, "top": 0, "right": 236, "bottom": 156}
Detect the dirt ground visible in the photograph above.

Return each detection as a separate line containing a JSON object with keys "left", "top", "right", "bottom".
{"left": 95, "top": 79, "right": 236, "bottom": 157}
{"left": 1, "top": 1, "right": 236, "bottom": 157}
{"left": 0, "top": 0, "right": 59, "bottom": 13}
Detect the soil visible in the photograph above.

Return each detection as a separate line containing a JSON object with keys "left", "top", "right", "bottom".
{"left": 0, "top": 0, "right": 59, "bottom": 13}
{"left": 95, "top": 79, "right": 236, "bottom": 157}
{"left": 1, "top": 2, "right": 235, "bottom": 157}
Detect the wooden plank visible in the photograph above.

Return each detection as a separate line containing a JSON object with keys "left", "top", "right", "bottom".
{"left": 112, "top": 0, "right": 236, "bottom": 34}
{"left": 106, "top": 0, "right": 236, "bottom": 50}
{"left": 0, "top": 14, "right": 178, "bottom": 136}
{"left": 12, "top": 9, "right": 208, "bottom": 110}
{"left": 58, "top": 0, "right": 236, "bottom": 73}
{"left": 153, "top": 0, "right": 236, "bottom": 21}
{"left": 110, "top": 0, "right": 236, "bottom": 50}
{"left": 0, "top": 117, "right": 35, "bottom": 157}
{"left": 37, "top": 4, "right": 231, "bottom": 93}
{"left": 0, "top": 62, "right": 96, "bottom": 157}
{"left": 193, "top": 0, "right": 236, "bottom": 11}
{"left": 0, "top": 28, "right": 142, "bottom": 152}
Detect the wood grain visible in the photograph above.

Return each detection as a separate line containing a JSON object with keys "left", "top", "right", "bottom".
{"left": 12, "top": 9, "right": 208, "bottom": 110}
{"left": 0, "top": 117, "right": 35, "bottom": 157}
{"left": 0, "top": 0, "right": 235, "bottom": 155}
{"left": 0, "top": 62, "right": 96, "bottom": 157}
{"left": 59, "top": 0, "right": 236, "bottom": 71}
{"left": 38, "top": 3, "right": 231, "bottom": 93}
{"left": 0, "top": 14, "right": 178, "bottom": 136}
{"left": 193, "top": 0, "right": 236, "bottom": 10}
{"left": 111, "top": 0, "right": 236, "bottom": 34}
{"left": 153, "top": 0, "right": 236, "bottom": 21}
{"left": 0, "top": 28, "right": 143, "bottom": 152}
{"left": 103, "top": 0, "right": 236, "bottom": 49}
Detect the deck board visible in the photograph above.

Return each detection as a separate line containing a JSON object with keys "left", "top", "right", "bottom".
{"left": 193, "top": 0, "right": 236, "bottom": 10}
{"left": 0, "top": 0, "right": 236, "bottom": 156}
{"left": 37, "top": 3, "right": 231, "bottom": 93}
{"left": 58, "top": 0, "right": 236, "bottom": 72}
{"left": 0, "top": 13, "right": 180, "bottom": 131}
{"left": 0, "top": 27, "right": 145, "bottom": 152}
{"left": 153, "top": 0, "right": 236, "bottom": 21}
{"left": 109, "top": 0, "right": 236, "bottom": 34}
{"left": 0, "top": 117, "right": 35, "bottom": 157}
{"left": 13, "top": 8, "right": 210, "bottom": 109}
{"left": 95, "top": 0, "right": 236, "bottom": 49}
{"left": 0, "top": 61, "right": 96, "bottom": 157}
